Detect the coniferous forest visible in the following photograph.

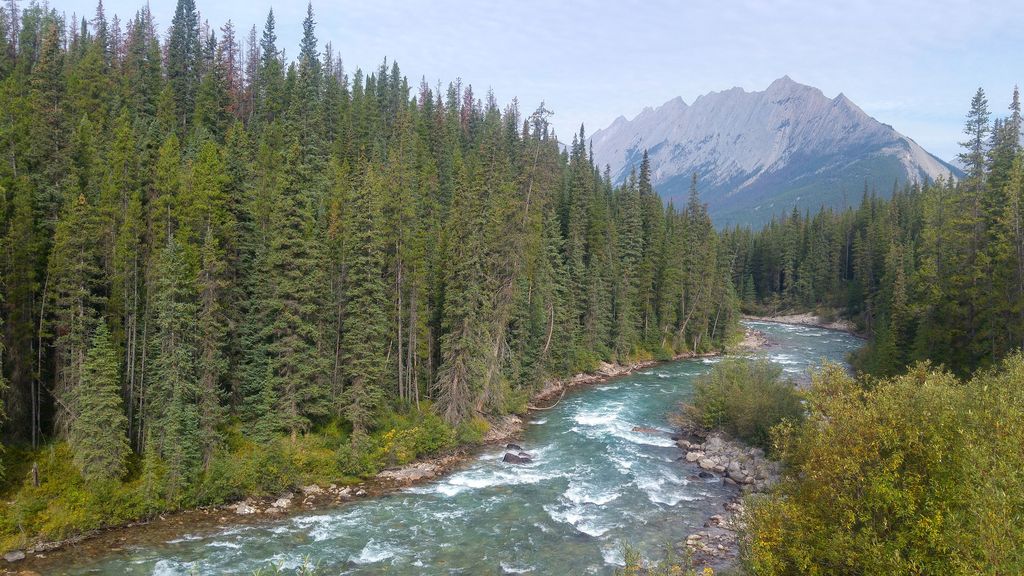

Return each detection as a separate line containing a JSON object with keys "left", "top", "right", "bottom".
{"left": 0, "top": 0, "right": 738, "bottom": 546}
{"left": 1, "top": 0, "right": 1022, "bottom": 571}
{"left": 727, "top": 86, "right": 1024, "bottom": 377}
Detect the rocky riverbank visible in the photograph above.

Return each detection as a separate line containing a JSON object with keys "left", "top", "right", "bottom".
{"left": 744, "top": 312, "right": 861, "bottom": 336}
{"left": 736, "top": 326, "right": 770, "bottom": 350}
{"left": 6, "top": 351, "right": 718, "bottom": 571}
{"left": 676, "top": 430, "right": 780, "bottom": 569}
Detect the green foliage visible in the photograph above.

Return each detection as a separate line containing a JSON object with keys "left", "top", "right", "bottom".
{"left": 0, "top": 1, "right": 741, "bottom": 551}
{"left": 0, "top": 406, "right": 459, "bottom": 551}
{"left": 455, "top": 417, "right": 491, "bottom": 445}
{"left": 687, "top": 359, "right": 803, "bottom": 451}
{"left": 615, "top": 543, "right": 714, "bottom": 576}
{"left": 731, "top": 86, "right": 1024, "bottom": 378}
{"left": 743, "top": 357, "right": 1024, "bottom": 575}
{"left": 69, "top": 324, "right": 130, "bottom": 482}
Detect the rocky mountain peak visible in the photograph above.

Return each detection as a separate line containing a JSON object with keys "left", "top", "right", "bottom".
{"left": 589, "top": 77, "right": 959, "bottom": 227}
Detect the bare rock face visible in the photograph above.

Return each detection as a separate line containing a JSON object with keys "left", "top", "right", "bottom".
{"left": 589, "top": 76, "right": 959, "bottom": 227}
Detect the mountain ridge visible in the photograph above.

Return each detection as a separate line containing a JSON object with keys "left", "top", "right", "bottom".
{"left": 589, "top": 76, "right": 961, "bottom": 226}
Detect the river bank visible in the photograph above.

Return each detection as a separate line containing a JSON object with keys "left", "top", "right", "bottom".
{"left": 5, "top": 349, "right": 721, "bottom": 572}
{"left": 743, "top": 312, "right": 864, "bottom": 337}
{"left": 675, "top": 428, "right": 779, "bottom": 570}
{"left": 15, "top": 321, "right": 863, "bottom": 575}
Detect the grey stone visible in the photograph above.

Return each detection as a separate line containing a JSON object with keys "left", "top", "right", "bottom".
{"left": 4, "top": 550, "right": 25, "bottom": 563}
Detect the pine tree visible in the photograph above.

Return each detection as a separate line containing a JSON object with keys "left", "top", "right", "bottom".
{"left": 70, "top": 322, "right": 129, "bottom": 482}
{"left": 262, "top": 143, "right": 328, "bottom": 439}
{"left": 148, "top": 236, "right": 201, "bottom": 497}
{"left": 341, "top": 165, "right": 390, "bottom": 432}
{"left": 166, "top": 0, "right": 201, "bottom": 131}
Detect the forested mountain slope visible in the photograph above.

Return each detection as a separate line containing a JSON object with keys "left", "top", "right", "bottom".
{"left": 728, "top": 86, "right": 1024, "bottom": 376}
{"left": 0, "top": 0, "right": 738, "bottom": 547}
{"left": 591, "top": 77, "right": 961, "bottom": 227}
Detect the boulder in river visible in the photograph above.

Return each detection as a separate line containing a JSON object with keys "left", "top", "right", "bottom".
{"left": 506, "top": 443, "right": 523, "bottom": 451}
{"left": 502, "top": 452, "right": 532, "bottom": 464}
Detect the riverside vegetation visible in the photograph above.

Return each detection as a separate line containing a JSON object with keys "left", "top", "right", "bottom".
{"left": 0, "top": 0, "right": 1021, "bottom": 572}
{"left": 0, "top": 0, "right": 739, "bottom": 553}
{"left": 683, "top": 86, "right": 1024, "bottom": 573}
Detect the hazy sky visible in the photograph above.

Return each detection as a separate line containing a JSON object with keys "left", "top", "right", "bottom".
{"left": 66, "top": 0, "right": 1021, "bottom": 162}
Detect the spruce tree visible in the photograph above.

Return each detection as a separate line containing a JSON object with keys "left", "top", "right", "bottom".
{"left": 341, "top": 166, "right": 390, "bottom": 433}
{"left": 262, "top": 143, "right": 328, "bottom": 439}
{"left": 70, "top": 323, "right": 129, "bottom": 482}
{"left": 166, "top": 0, "right": 201, "bottom": 131}
{"left": 148, "top": 235, "right": 201, "bottom": 498}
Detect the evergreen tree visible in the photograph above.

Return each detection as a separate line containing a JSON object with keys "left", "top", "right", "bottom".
{"left": 261, "top": 143, "right": 328, "bottom": 439}
{"left": 166, "top": 0, "right": 201, "bottom": 131}
{"left": 148, "top": 236, "right": 201, "bottom": 498}
{"left": 341, "top": 166, "right": 390, "bottom": 433}
{"left": 70, "top": 323, "right": 129, "bottom": 481}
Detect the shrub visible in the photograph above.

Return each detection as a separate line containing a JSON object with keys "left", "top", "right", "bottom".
{"left": 742, "top": 357, "right": 1024, "bottom": 575}
{"left": 616, "top": 543, "right": 715, "bottom": 575}
{"left": 687, "top": 359, "right": 803, "bottom": 451}
{"left": 455, "top": 416, "right": 490, "bottom": 445}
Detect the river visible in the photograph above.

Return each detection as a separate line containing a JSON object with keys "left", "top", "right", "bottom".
{"left": 46, "top": 321, "right": 861, "bottom": 575}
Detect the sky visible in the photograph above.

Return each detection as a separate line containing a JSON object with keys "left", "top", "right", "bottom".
{"left": 65, "top": 0, "right": 1022, "bottom": 162}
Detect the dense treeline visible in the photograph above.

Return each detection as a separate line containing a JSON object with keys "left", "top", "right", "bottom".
{"left": 0, "top": 0, "right": 737, "bottom": 541}
{"left": 726, "top": 86, "right": 1023, "bottom": 376}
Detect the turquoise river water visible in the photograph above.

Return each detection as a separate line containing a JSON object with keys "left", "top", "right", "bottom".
{"left": 51, "top": 321, "right": 861, "bottom": 575}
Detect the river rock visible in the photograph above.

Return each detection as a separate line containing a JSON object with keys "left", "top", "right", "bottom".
{"left": 301, "top": 484, "right": 323, "bottom": 496}
{"left": 4, "top": 550, "right": 25, "bottom": 562}
{"left": 727, "top": 460, "right": 741, "bottom": 474}
{"left": 232, "top": 500, "right": 257, "bottom": 515}
{"left": 705, "top": 436, "right": 725, "bottom": 452}
{"left": 271, "top": 494, "right": 292, "bottom": 509}
{"left": 685, "top": 451, "right": 703, "bottom": 463}
{"left": 698, "top": 471, "right": 715, "bottom": 479}
{"left": 502, "top": 452, "right": 532, "bottom": 464}
{"left": 506, "top": 443, "right": 522, "bottom": 451}
{"left": 378, "top": 462, "right": 437, "bottom": 483}
{"left": 355, "top": 488, "right": 367, "bottom": 497}
{"left": 698, "top": 458, "right": 715, "bottom": 470}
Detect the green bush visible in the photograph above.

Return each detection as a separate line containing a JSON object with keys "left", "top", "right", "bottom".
{"left": 687, "top": 359, "right": 803, "bottom": 451}
{"left": 455, "top": 416, "right": 490, "bottom": 445}
{"left": 743, "top": 357, "right": 1024, "bottom": 575}
{"left": 0, "top": 405, "right": 465, "bottom": 553}
{"left": 373, "top": 406, "right": 456, "bottom": 467}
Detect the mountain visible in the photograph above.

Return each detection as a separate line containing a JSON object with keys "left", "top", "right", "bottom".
{"left": 589, "top": 76, "right": 961, "bottom": 227}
